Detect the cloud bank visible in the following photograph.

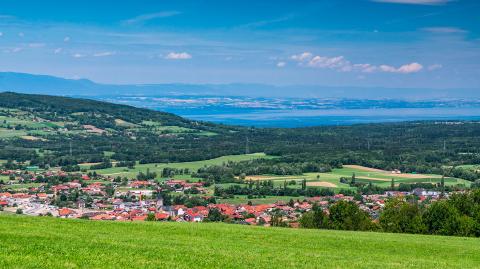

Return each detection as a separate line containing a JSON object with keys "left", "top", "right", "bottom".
{"left": 165, "top": 52, "right": 192, "bottom": 60}
{"left": 290, "top": 52, "right": 424, "bottom": 74}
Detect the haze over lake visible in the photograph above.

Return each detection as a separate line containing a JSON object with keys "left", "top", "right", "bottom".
{"left": 93, "top": 95, "right": 480, "bottom": 127}
{"left": 179, "top": 108, "right": 480, "bottom": 127}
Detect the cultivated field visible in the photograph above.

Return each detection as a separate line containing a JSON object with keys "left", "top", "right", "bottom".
{"left": 334, "top": 165, "right": 471, "bottom": 187}
{"left": 343, "top": 165, "right": 437, "bottom": 179}
{"left": 0, "top": 214, "right": 479, "bottom": 268}
{"left": 239, "top": 165, "right": 471, "bottom": 189}
{"left": 84, "top": 153, "right": 274, "bottom": 179}
{"left": 216, "top": 195, "right": 307, "bottom": 205}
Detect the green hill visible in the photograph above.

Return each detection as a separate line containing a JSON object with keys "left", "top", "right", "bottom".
{"left": 0, "top": 92, "right": 246, "bottom": 164}
{"left": 0, "top": 214, "right": 478, "bottom": 268}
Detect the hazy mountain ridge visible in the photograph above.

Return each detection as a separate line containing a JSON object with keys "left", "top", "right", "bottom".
{"left": 0, "top": 72, "right": 479, "bottom": 99}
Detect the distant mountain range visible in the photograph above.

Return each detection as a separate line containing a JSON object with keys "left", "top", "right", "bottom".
{"left": 0, "top": 71, "right": 479, "bottom": 99}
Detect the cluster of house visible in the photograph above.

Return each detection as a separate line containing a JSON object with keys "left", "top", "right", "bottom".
{"left": 162, "top": 179, "right": 206, "bottom": 193}
{"left": 1, "top": 166, "right": 448, "bottom": 226}
{"left": 0, "top": 175, "right": 445, "bottom": 227}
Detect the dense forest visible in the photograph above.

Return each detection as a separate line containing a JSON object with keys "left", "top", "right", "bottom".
{"left": 2, "top": 92, "right": 480, "bottom": 181}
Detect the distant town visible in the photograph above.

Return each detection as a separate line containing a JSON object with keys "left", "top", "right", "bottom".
{"left": 0, "top": 167, "right": 448, "bottom": 226}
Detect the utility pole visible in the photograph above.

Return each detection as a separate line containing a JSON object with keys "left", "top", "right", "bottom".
{"left": 245, "top": 135, "right": 249, "bottom": 154}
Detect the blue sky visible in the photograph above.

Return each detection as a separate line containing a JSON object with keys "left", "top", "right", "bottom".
{"left": 0, "top": 0, "right": 478, "bottom": 89}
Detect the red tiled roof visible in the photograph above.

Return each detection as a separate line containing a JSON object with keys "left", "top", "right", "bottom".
{"left": 0, "top": 192, "right": 12, "bottom": 198}
{"left": 131, "top": 215, "right": 147, "bottom": 221}
{"left": 155, "top": 213, "right": 170, "bottom": 220}
{"left": 58, "top": 208, "right": 74, "bottom": 216}
{"left": 13, "top": 193, "right": 30, "bottom": 199}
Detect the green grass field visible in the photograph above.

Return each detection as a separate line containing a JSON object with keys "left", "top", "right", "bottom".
{"left": 5, "top": 182, "right": 43, "bottom": 190}
{"left": 0, "top": 128, "right": 27, "bottom": 138}
{"left": 457, "top": 164, "right": 480, "bottom": 170}
{"left": 85, "top": 153, "right": 274, "bottom": 178}
{"left": 0, "top": 214, "right": 479, "bottom": 268}
{"left": 216, "top": 195, "right": 307, "bottom": 205}
{"left": 243, "top": 166, "right": 470, "bottom": 189}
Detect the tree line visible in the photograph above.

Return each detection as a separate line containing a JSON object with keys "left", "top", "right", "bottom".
{"left": 300, "top": 190, "right": 480, "bottom": 237}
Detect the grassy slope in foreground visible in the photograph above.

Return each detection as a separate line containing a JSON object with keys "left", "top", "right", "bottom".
{"left": 1, "top": 215, "right": 479, "bottom": 269}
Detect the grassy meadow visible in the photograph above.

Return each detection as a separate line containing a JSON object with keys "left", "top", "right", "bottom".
{"left": 84, "top": 153, "right": 274, "bottom": 179}
{"left": 238, "top": 165, "right": 470, "bottom": 190}
{"left": 216, "top": 195, "right": 307, "bottom": 205}
{"left": 0, "top": 214, "right": 479, "bottom": 269}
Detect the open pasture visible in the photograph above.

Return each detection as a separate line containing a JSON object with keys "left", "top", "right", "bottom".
{"left": 0, "top": 214, "right": 479, "bottom": 269}
{"left": 240, "top": 165, "right": 470, "bottom": 189}
{"left": 216, "top": 195, "right": 307, "bottom": 205}
{"left": 84, "top": 153, "right": 274, "bottom": 179}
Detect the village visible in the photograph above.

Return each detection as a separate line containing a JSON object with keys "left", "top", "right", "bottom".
{"left": 0, "top": 168, "right": 444, "bottom": 227}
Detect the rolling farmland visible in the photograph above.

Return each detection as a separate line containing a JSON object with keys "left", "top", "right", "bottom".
{"left": 84, "top": 153, "right": 274, "bottom": 179}
{"left": 231, "top": 165, "right": 470, "bottom": 190}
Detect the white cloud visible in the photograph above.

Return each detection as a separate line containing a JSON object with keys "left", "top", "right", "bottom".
{"left": 28, "top": 43, "right": 45, "bottom": 48}
{"left": 290, "top": 52, "right": 423, "bottom": 74}
{"left": 380, "top": 63, "right": 423, "bottom": 73}
{"left": 54, "top": 48, "right": 62, "bottom": 54}
{"left": 397, "top": 62, "right": 423, "bottom": 73}
{"left": 428, "top": 64, "right": 443, "bottom": 71}
{"left": 422, "top": 27, "right": 467, "bottom": 34}
{"left": 0, "top": 32, "right": 3, "bottom": 37}
{"left": 72, "top": 53, "right": 85, "bottom": 58}
{"left": 93, "top": 51, "right": 116, "bottom": 57}
{"left": 379, "top": 65, "right": 397, "bottom": 72}
{"left": 371, "top": 0, "right": 451, "bottom": 5}
{"left": 291, "top": 52, "right": 313, "bottom": 62}
{"left": 123, "top": 11, "right": 181, "bottom": 25}
{"left": 291, "top": 52, "right": 352, "bottom": 71}
{"left": 3, "top": 47, "right": 23, "bottom": 53}
{"left": 64, "top": 36, "right": 70, "bottom": 42}
{"left": 276, "top": 61, "right": 286, "bottom": 68}
{"left": 165, "top": 52, "right": 192, "bottom": 60}
{"left": 353, "top": 64, "right": 377, "bottom": 73}
{"left": 308, "top": 56, "right": 349, "bottom": 69}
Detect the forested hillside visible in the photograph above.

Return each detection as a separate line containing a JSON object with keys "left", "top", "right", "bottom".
{"left": 1, "top": 92, "right": 480, "bottom": 181}
{"left": 0, "top": 92, "right": 245, "bottom": 165}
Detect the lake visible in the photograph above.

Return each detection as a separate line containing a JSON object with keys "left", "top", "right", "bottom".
{"left": 177, "top": 108, "right": 480, "bottom": 127}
